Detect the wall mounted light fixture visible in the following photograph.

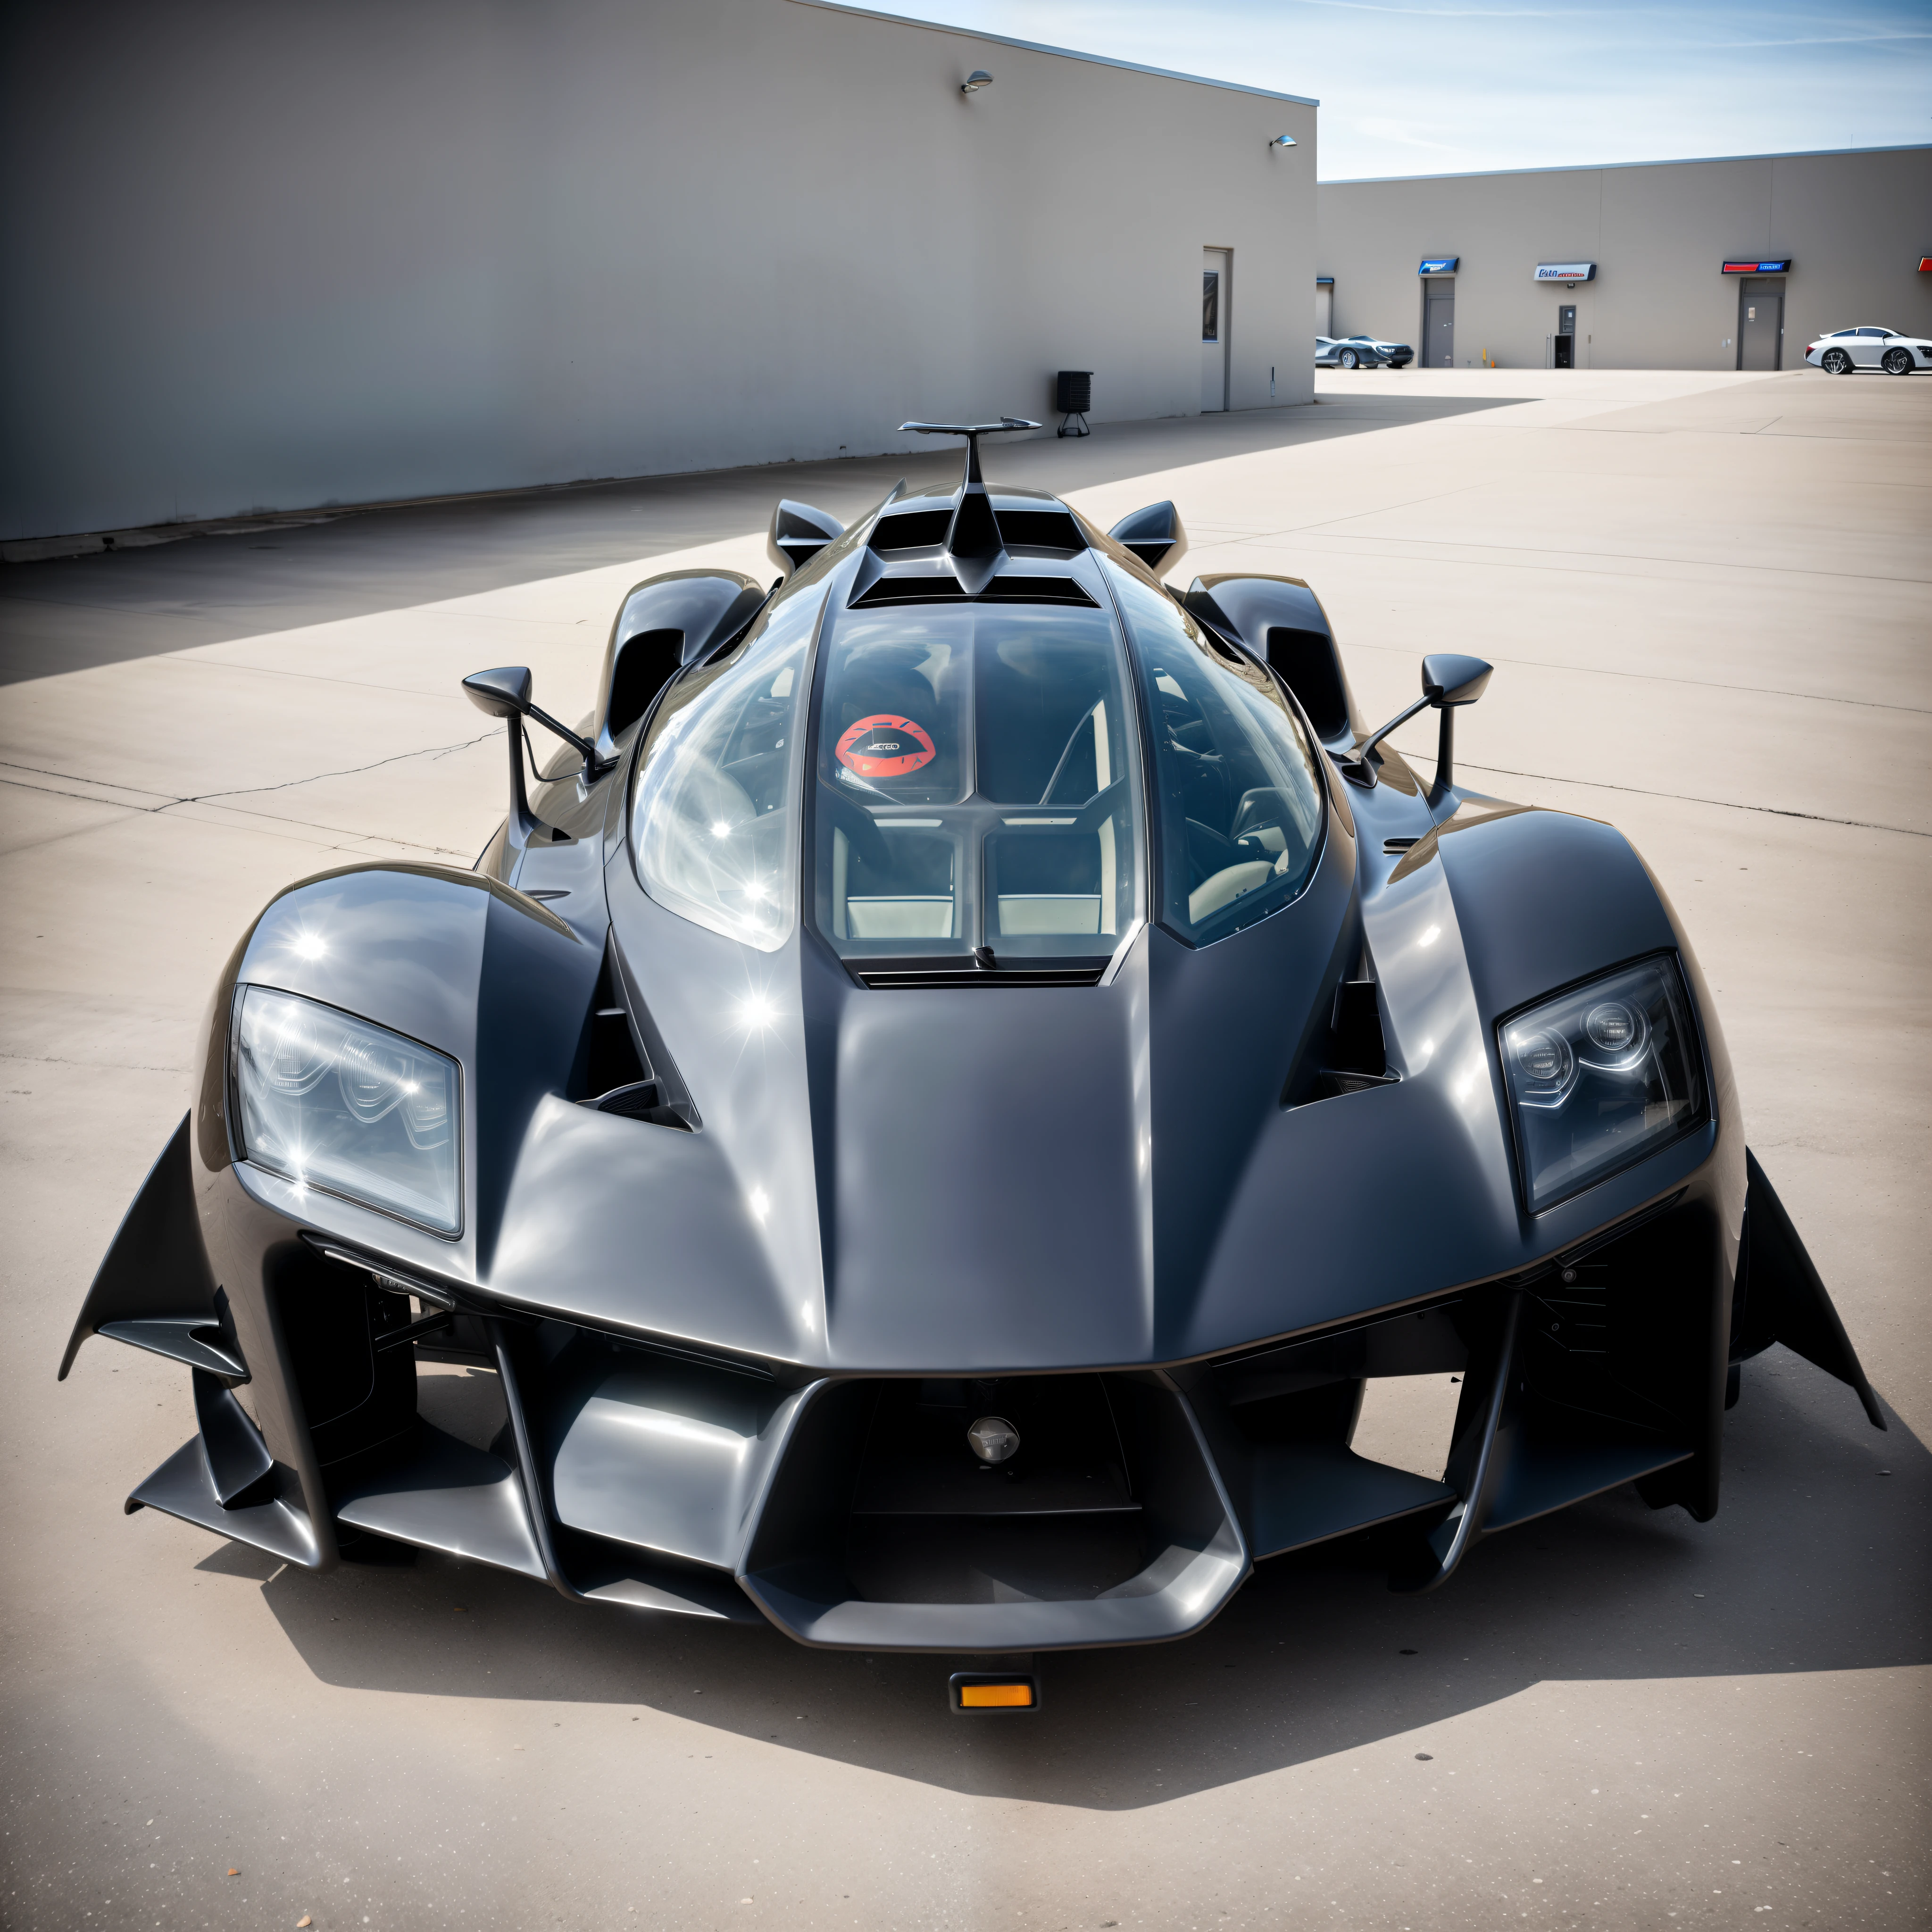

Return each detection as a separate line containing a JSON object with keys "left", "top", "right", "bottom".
{"left": 1267, "top": 134, "right": 1297, "bottom": 149}
{"left": 961, "top": 70, "right": 992, "bottom": 94}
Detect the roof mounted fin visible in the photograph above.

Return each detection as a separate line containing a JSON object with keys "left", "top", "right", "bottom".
{"left": 900, "top": 417, "right": 1041, "bottom": 490}
{"left": 899, "top": 417, "right": 1041, "bottom": 592}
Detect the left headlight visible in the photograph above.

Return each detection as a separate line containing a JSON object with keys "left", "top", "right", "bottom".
{"left": 233, "top": 985, "right": 461, "bottom": 1234}
{"left": 1498, "top": 954, "right": 1706, "bottom": 1214}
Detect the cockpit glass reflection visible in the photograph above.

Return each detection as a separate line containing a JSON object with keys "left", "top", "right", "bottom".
{"left": 811, "top": 605, "right": 1143, "bottom": 962}
{"left": 630, "top": 586, "right": 816, "bottom": 952}
{"left": 1104, "top": 560, "right": 1324, "bottom": 945}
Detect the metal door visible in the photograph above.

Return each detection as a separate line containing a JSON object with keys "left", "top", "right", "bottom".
{"left": 1739, "top": 279, "right": 1784, "bottom": 371}
{"left": 1202, "top": 249, "right": 1230, "bottom": 411}
{"left": 1554, "top": 303, "right": 1576, "bottom": 369}
{"left": 1425, "top": 283, "right": 1455, "bottom": 367}
{"left": 1316, "top": 283, "right": 1332, "bottom": 338}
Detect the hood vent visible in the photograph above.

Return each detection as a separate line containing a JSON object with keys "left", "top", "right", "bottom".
{"left": 581, "top": 944, "right": 648, "bottom": 1099}
{"left": 868, "top": 509, "right": 1083, "bottom": 558}
{"left": 996, "top": 509, "right": 1083, "bottom": 550}
{"left": 850, "top": 574, "right": 1095, "bottom": 610}
{"left": 978, "top": 575, "right": 1094, "bottom": 603}
{"left": 854, "top": 957, "right": 1109, "bottom": 989}
{"left": 871, "top": 509, "right": 955, "bottom": 551}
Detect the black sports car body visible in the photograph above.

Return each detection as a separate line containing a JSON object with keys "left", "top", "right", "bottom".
{"left": 65, "top": 419, "right": 1882, "bottom": 1689}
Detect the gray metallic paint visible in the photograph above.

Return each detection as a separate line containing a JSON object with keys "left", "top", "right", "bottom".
{"left": 62, "top": 455, "right": 1877, "bottom": 1655}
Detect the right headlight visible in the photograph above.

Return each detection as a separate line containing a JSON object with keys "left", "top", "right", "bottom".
{"left": 1498, "top": 954, "right": 1706, "bottom": 1214}
{"left": 233, "top": 985, "right": 461, "bottom": 1234}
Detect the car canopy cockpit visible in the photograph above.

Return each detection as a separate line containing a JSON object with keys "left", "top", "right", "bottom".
{"left": 627, "top": 489, "right": 1329, "bottom": 977}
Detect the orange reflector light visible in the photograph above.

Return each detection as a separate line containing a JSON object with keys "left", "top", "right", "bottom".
{"left": 959, "top": 1682, "right": 1033, "bottom": 1708}
{"left": 949, "top": 1673, "right": 1040, "bottom": 1713}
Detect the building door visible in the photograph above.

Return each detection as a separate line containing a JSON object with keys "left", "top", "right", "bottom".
{"left": 1316, "top": 283, "right": 1332, "bottom": 338}
{"left": 1424, "top": 279, "right": 1455, "bottom": 367}
{"left": 1554, "top": 302, "right": 1576, "bottom": 369}
{"left": 1202, "top": 249, "right": 1231, "bottom": 411}
{"left": 1739, "top": 278, "right": 1784, "bottom": 371}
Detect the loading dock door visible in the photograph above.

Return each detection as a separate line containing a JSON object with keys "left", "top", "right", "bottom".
{"left": 1424, "top": 280, "right": 1455, "bottom": 367}
{"left": 1739, "top": 277, "right": 1784, "bottom": 371}
{"left": 1202, "top": 249, "right": 1231, "bottom": 411}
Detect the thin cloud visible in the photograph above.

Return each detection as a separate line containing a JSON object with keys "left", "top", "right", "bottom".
{"left": 1675, "top": 30, "right": 1932, "bottom": 46}
{"left": 1349, "top": 117, "right": 1474, "bottom": 152}
{"left": 878, "top": 0, "right": 1932, "bottom": 176}
{"left": 1284, "top": 1, "right": 1558, "bottom": 15}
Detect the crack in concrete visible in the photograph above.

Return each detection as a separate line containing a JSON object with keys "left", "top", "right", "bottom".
{"left": 0, "top": 767, "right": 475, "bottom": 862}
{"left": 0, "top": 1051, "right": 189, "bottom": 1074}
{"left": 1453, "top": 761, "right": 1930, "bottom": 838}
{"left": 0, "top": 730, "right": 497, "bottom": 810}
{"left": 177, "top": 731, "right": 496, "bottom": 803}
{"left": 1257, "top": 526, "right": 1932, "bottom": 590}
{"left": 1344, "top": 636, "right": 1932, "bottom": 717}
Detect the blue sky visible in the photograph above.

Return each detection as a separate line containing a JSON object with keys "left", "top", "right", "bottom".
{"left": 874, "top": 0, "right": 1932, "bottom": 178}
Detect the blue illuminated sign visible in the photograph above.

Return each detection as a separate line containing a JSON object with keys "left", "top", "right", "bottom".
{"left": 1721, "top": 258, "right": 1791, "bottom": 274}
{"left": 1418, "top": 257, "right": 1458, "bottom": 275}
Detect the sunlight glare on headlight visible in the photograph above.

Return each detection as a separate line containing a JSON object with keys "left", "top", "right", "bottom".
{"left": 1498, "top": 956, "right": 1704, "bottom": 1213}
{"left": 234, "top": 985, "right": 460, "bottom": 1233}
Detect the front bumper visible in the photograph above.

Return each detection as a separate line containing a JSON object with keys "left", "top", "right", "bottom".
{"left": 65, "top": 1117, "right": 1877, "bottom": 1653}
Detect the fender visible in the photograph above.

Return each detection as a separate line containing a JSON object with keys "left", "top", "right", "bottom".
{"left": 92, "top": 865, "right": 598, "bottom": 1573}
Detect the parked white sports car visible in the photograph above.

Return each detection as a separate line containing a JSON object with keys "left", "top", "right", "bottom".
{"left": 1805, "top": 326, "right": 1932, "bottom": 375}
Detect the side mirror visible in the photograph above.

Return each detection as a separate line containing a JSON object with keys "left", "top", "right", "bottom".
{"left": 1422, "top": 653, "right": 1492, "bottom": 708}
{"left": 1355, "top": 653, "right": 1494, "bottom": 801}
{"left": 1106, "top": 501, "right": 1188, "bottom": 578}
{"left": 462, "top": 666, "right": 609, "bottom": 843}
{"left": 767, "top": 500, "right": 844, "bottom": 579}
{"left": 462, "top": 666, "right": 533, "bottom": 720}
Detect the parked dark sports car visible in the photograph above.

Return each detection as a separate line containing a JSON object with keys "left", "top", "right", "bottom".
{"left": 65, "top": 416, "right": 1882, "bottom": 1710}
{"left": 1316, "top": 333, "right": 1414, "bottom": 369}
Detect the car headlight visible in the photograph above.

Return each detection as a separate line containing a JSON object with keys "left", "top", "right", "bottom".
{"left": 233, "top": 985, "right": 461, "bottom": 1234}
{"left": 1498, "top": 955, "right": 1706, "bottom": 1214}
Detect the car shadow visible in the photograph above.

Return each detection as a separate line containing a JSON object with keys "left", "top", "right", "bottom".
{"left": 249, "top": 1347, "right": 1928, "bottom": 1812}
{"left": 0, "top": 393, "right": 1530, "bottom": 685}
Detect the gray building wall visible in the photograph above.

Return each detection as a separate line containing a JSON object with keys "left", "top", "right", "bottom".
{"left": 1318, "top": 146, "right": 1932, "bottom": 370}
{"left": 0, "top": 0, "right": 1316, "bottom": 542}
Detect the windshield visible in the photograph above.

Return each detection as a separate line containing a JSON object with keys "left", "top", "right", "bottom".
{"left": 1104, "top": 560, "right": 1324, "bottom": 945}
{"left": 629, "top": 583, "right": 818, "bottom": 951}
{"left": 810, "top": 603, "right": 1142, "bottom": 963}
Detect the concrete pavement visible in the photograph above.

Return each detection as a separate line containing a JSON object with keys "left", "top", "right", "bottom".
{"left": 2, "top": 366, "right": 1926, "bottom": 1931}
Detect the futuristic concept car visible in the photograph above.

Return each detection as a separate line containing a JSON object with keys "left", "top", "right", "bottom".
{"left": 64, "top": 417, "right": 1884, "bottom": 1696}
{"left": 1316, "top": 334, "right": 1414, "bottom": 369}
{"left": 1806, "top": 326, "right": 1932, "bottom": 375}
